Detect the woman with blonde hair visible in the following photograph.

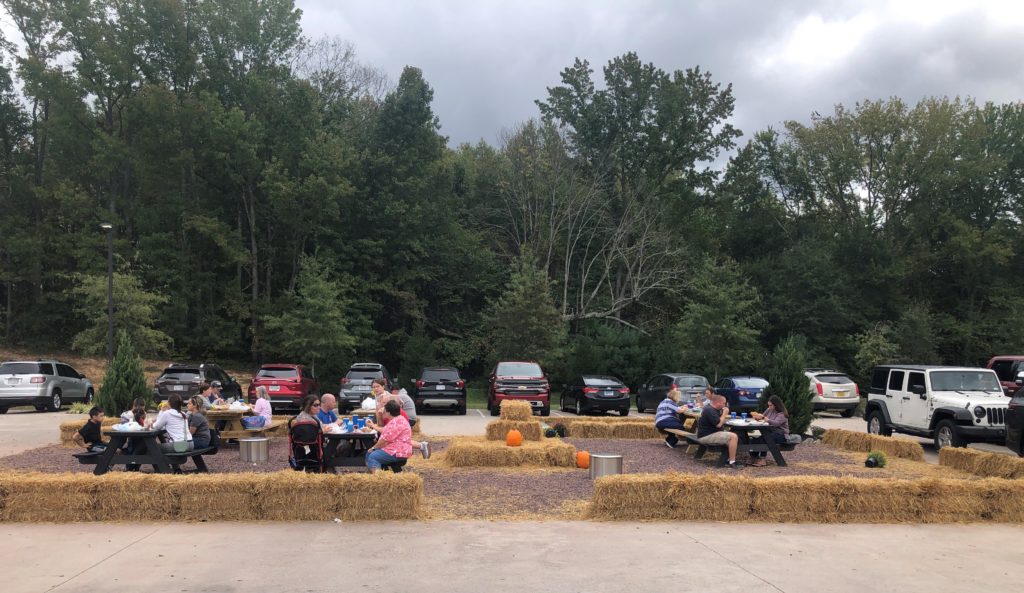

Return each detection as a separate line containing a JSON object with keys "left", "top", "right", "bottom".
{"left": 187, "top": 395, "right": 212, "bottom": 449}
{"left": 242, "top": 386, "right": 273, "bottom": 428}
{"left": 655, "top": 388, "right": 689, "bottom": 449}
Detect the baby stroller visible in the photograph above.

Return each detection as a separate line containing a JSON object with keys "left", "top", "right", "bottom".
{"left": 288, "top": 416, "right": 324, "bottom": 473}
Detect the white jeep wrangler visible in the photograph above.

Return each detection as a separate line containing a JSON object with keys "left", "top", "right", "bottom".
{"left": 864, "top": 365, "right": 1008, "bottom": 450}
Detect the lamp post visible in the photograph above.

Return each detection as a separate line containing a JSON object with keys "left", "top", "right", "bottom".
{"left": 100, "top": 223, "right": 114, "bottom": 362}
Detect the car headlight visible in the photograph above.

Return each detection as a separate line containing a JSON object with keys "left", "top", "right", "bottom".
{"left": 973, "top": 405, "right": 986, "bottom": 419}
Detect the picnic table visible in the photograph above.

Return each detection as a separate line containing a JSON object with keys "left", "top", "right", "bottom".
{"left": 74, "top": 429, "right": 175, "bottom": 475}
{"left": 322, "top": 430, "right": 377, "bottom": 470}
{"left": 725, "top": 420, "right": 789, "bottom": 467}
{"left": 205, "top": 407, "right": 260, "bottom": 439}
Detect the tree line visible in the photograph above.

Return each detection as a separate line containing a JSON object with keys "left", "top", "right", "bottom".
{"left": 1, "top": 0, "right": 1022, "bottom": 390}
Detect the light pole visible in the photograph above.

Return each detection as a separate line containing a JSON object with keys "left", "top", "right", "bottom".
{"left": 100, "top": 223, "right": 114, "bottom": 362}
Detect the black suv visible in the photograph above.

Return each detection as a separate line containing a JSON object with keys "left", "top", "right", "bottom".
{"left": 1007, "top": 373, "right": 1024, "bottom": 456}
{"left": 338, "top": 363, "right": 394, "bottom": 412}
{"left": 153, "top": 363, "right": 242, "bottom": 403}
{"left": 411, "top": 367, "right": 467, "bottom": 415}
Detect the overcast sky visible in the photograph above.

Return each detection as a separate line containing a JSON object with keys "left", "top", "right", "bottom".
{"left": 297, "top": 0, "right": 1024, "bottom": 152}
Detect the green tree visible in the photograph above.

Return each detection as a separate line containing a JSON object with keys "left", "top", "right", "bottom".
{"left": 853, "top": 323, "right": 899, "bottom": 386}
{"left": 765, "top": 335, "right": 814, "bottom": 436}
{"left": 96, "top": 330, "right": 150, "bottom": 416}
{"left": 484, "top": 255, "right": 567, "bottom": 372}
{"left": 674, "top": 258, "right": 763, "bottom": 381}
{"left": 72, "top": 271, "right": 172, "bottom": 356}
{"left": 894, "top": 303, "right": 939, "bottom": 364}
{"left": 398, "top": 322, "right": 435, "bottom": 382}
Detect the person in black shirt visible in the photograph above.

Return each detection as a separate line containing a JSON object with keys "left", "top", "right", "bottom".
{"left": 696, "top": 394, "right": 740, "bottom": 468}
{"left": 73, "top": 406, "right": 108, "bottom": 452}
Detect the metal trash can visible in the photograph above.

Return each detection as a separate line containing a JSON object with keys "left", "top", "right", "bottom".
{"left": 239, "top": 438, "right": 270, "bottom": 463}
{"left": 589, "top": 453, "right": 623, "bottom": 479}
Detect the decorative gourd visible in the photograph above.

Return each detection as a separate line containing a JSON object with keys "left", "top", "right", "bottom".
{"left": 576, "top": 450, "right": 590, "bottom": 469}
{"left": 544, "top": 427, "right": 557, "bottom": 438}
{"left": 506, "top": 429, "right": 523, "bottom": 447}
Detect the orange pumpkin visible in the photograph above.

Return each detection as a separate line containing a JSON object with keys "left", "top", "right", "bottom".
{"left": 506, "top": 429, "right": 523, "bottom": 447}
{"left": 576, "top": 450, "right": 590, "bottom": 469}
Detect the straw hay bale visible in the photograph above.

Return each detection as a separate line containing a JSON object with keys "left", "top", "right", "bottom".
{"left": 554, "top": 416, "right": 653, "bottom": 429}
{"left": 178, "top": 473, "right": 265, "bottom": 522}
{"left": 445, "top": 438, "right": 576, "bottom": 468}
{"left": 939, "top": 447, "right": 1024, "bottom": 479}
{"left": 0, "top": 472, "right": 101, "bottom": 522}
{"left": 609, "top": 422, "right": 661, "bottom": 440}
{"left": 499, "top": 400, "right": 534, "bottom": 421}
{"left": 485, "top": 420, "right": 542, "bottom": 441}
{"left": 259, "top": 471, "right": 422, "bottom": 521}
{"left": 565, "top": 421, "right": 614, "bottom": 439}
{"left": 821, "top": 429, "right": 925, "bottom": 461}
{"left": 59, "top": 417, "right": 120, "bottom": 447}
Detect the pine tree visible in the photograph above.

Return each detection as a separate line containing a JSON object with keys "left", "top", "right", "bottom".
{"left": 484, "top": 255, "right": 567, "bottom": 371}
{"left": 766, "top": 335, "right": 814, "bottom": 436}
{"left": 96, "top": 331, "right": 151, "bottom": 416}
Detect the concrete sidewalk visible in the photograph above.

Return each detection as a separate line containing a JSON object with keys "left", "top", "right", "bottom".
{"left": 4, "top": 521, "right": 1021, "bottom": 593}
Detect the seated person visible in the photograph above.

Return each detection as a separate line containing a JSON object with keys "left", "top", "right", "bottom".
{"left": 365, "top": 400, "right": 412, "bottom": 473}
{"left": 695, "top": 386, "right": 715, "bottom": 408}
{"left": 317, "top": 393, "right": 342, "bottom": 426}
{"left": 120, "top": 398, "right": 147, "bottom": 423}
{"left": 204, "top": 381, "right": 225, "bottom": 406}
{"left": 748, "top": 395, "right": 790, "bottom": 467}
{"left": 153, "top": 394, "right": 194, "bottom": 453}
{"left": 394, "top": 388, "right": 418, "bottom": 427}
{"left": 241, "top": 386, "right": 272, "bottom": 428}
{"left": 655, "top": 388, "right": 689, "bottom": 448}
{"left": 368, "top": 394, "right": 430, "bottom": 459}
{"left": 697, "top": 394, "right": 740, "bottom": 468}
{"left": 73, "top": 406, "right": 108, "bottom": 452}
{"left": 187, "top": 396, "right": 212, "bottom": 449}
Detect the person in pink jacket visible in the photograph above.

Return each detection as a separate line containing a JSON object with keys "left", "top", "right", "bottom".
{"left": 242, "top": 386, "right": 273, "bottom": 428}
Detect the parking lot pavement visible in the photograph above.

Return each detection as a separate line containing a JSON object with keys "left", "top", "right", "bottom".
{"left": 0, "top": 408, "right": 78, "bottom": 456}
{"left": 4, "top": 521, "right": 1022, "bottom": 593}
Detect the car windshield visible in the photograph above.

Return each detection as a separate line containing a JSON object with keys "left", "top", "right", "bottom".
{"left": 816, "top": 374, "right": 854, "bottom": 384}
{"left": 496, "top": 362, "right": 542, "bottom": 377}
{"left": 583, "top": 377, "right": 622, "bottom": 387}
{"left": 930, "top": 371, "right": 1001, "bottom": 392}
{"left": 734, "top": 378, "right": 768, "bottom": 388}
{"left": 257, "top": 367, "right": 299, "bottom": 379}
{"left": 0, "top": 362, "right": 45, "bottom": 374}
{"left": 347, "top": 371, "right": 382, "bottom": 381}
{"left": 674, "top": 376, "right": 707, "bottom": 388}
{"left": 422, "top": 369, "right": 460, "bottom": 382}
{"left": 160, "top": 368, "right": 199, "bottom": 380}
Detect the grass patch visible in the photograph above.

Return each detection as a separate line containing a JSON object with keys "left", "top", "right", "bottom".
{"left": 466, "top": 387, "right": 487, "bottom": 409}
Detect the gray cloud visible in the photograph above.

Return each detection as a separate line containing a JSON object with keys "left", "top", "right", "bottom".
{"left": 296, "top": 0, "right": 1024, "bottom": 150}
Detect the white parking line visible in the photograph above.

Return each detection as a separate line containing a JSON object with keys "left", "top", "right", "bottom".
{"left": 476, "top": 409, "right": 485, "bottom": 418}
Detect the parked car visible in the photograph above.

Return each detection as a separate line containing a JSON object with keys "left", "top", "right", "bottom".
{"left": 714, "top": 376, "right": 769, "bottom": 412}
{"left": 338, "top": 362, "right": 394, "bottom": 412}
{"left": 636, "top": 373, "right": 709, "bottom": 413}
{"left": 560, "top": 375, "right": 630, "bottom": 416}
{"left": 153, "top": 363, "right": 242, "bottom": 403}
{"left": 411, "top": 366, "right": 467, "bottom": 415}
{"left": 986, "top": 355, "right": 1024, "bottom": 396}
{"left": 864, "top": 365, "right": 1008, "bottom": 450}
{"left": 805, "top": 369, "right": 860, "bottom": 417}
{"left": 487, "top": 361, "right": 550, "bottom": 417}
{"left": 0, "top": 360, "right": 93, "bottom": 413}
{"left": 1006, "top": 373, "right": 1024, "bottom": 456}
{"left": 247, "top": 364, "right": 318, "bottom": 411}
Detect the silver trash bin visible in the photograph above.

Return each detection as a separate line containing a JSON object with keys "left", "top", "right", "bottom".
{"left": 239, "top": 438, "right": 270, "bottom": 463}
{"left": 589, "top": 453, "right": 623, "bottom": 479}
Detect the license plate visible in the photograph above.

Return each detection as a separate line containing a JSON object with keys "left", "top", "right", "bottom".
{"left": 5, "top": 378, "right": 19, "bottom": 385}
{"left": 603, "top": 390, "right": 613, "bottom": 396}
{"left": 172, "top": 385, "right": 185, "bottom": 391}
{"left": 833, "top": 390, "right": 848, "bottom": 397}
{"left": 436, "top": 385, "right": 445, "bottom": 390}
{"left": 354, "top": 385, "right": 370, "bottom": 391}
{"left": 269, "top": 385, "right": 280, "bottom": 392}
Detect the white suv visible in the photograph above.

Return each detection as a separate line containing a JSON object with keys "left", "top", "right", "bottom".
{"left": 805, "top": 369, "right": 860, "bottom": 417}
{"left": 864, "top": 365, "right": 1008, "bottom": 450}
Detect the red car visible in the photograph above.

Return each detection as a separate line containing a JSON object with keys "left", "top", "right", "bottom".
{"left": 987, "top": 356, "right": 1024, "bottom": 396}
{"left": 487, "top": 361, "right": 550, "bottom": 417}
{"left": 248, "top": 364, "right": 319, "bottom": 411}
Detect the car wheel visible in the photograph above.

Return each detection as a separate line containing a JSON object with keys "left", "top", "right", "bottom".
{"left": 559, "top": 395, "right": 566, "bottom": 412}
{"left": 574, "top": 398, "right": 583, "bottom": 416}
{"left": 934, "top": 419, "right": 966, "bottom": 450}
{"left": 866, "top": 410, "right": 892, "bottom": 436}
{"left": 0, "top": 406, "right": 7, "bottom": 414}
{"left": 619, "top": 408, "right": 629, "bottom": 417}
{"left": 636, "top": 397, "right": 645, "bottom": 414}
{"left": 47, "top": 390, "right": 62, "bottom": 412}
{"left": 85, "top": 388, "right": 94, "bottom": 404}
{"left": 540, "top": 405, "right": 550, "bottom": 417}
{"left": 489, "top": 401, "right": 500, "bottom": 416}
{"left": 457, "top": 404, "right": 467, "bottom": 415}
{"left": 840, "top": 408, "right": 855, "bottom": 418}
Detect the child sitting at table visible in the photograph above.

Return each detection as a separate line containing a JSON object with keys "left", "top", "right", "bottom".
{"left": 73, "top": 406, "right": 108, "bottom": 452}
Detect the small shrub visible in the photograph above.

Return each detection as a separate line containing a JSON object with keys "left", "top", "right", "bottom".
{"left": 544, "top": 427, "right": 558, "bottom": 438}
{"left": 865, "top": 450, "right": 888, "bottom": 468}
{"left": 67, "top": 402, "right": 91, "bottom": 414}
{"left": 96, "top": 331, "right": 152, "bottom": 416}
{"left": 810, "top": 425, "right": 826, "bottom": 440}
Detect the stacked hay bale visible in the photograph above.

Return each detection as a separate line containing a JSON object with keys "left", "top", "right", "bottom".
{"left": 445, "top": 438, "right": 577, "bottom": 468}
{"left": 485, "top": 400, "right": 542, "bottom": 441}
{"left": 549, "top": 415, "right": 661, "bottom": 439}
{"left": 939, "top": 447, "right": 1024, "bottom": 479}
{"left": 821, "top": 428, "right": 925, "bottom": 461}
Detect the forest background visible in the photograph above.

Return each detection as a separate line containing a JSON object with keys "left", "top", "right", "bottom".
{"left": 1, "top": 0, "right": 1022, "bottom": 390}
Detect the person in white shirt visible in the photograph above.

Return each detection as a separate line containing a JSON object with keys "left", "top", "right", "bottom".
{"left": 153, "top": 393, "right": 193, "bottom": 453}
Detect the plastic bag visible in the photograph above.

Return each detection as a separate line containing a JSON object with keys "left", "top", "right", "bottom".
{"left": 361, "top": 397, "right": 376, "bottom": 410}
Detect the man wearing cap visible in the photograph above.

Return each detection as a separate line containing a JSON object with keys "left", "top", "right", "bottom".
{"left": 204, "top": 381, "right": 225, "bottom": 406}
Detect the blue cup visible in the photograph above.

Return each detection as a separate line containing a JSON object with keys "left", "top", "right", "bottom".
{"left": 730, "top": 412, "right": 737, "bottom": 420}
{"left": 357, "top": 417, "right": 366, "bottom": 429}
{"left": 741, "top": 413, "right": 748, "bottom": 421}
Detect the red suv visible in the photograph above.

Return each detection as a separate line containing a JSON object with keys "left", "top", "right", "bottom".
{"left": 987, "top": 356, "right": 1024, "bottom": 396}
{"left": 248, "top": 364, "right": 318, "bottom": 411}
{"left": 487, "top": 361, "right": 550, "bottom": 416}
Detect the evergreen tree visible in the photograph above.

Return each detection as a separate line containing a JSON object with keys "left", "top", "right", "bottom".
{"left": 484, "top": 255, "right": 567, "bottom": 373}
{"left": 96, "top": 331, "right": 151, "bottom": 416}
{"left": 853, "top": 323, "right": 899, "bottom": 386}
{"left": 765, "top": 335, "right": 814, "bottom": 436}
{"left": 72, "top": 272, "right": 173, "bottom": 356}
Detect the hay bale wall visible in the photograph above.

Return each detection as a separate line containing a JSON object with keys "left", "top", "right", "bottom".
{"left": 444, "top": 438, "right": 577, "bottom": 468}
{"left": 588, "top": 472, "right": 1024, "bottom": 523}
{"left": 562, "top": 421, "right": 660, "bottom": 439}
{"left": 0, "top": 471, "right": 422, "bottom": 522}
{"left": 499, "top": 400, "right": 534, "bottom": 421}
{"left": 552, "top": 416, "right": 653, "bottom": 429}
{"left": 485, "top": 420, "right": 542, "bottom": 441}
{"left": 939, "top": 447, "right": 1024, "bottom": 479}
{"left": 59, "top": 417, "right": 121, "bottom": 447}
{"left": 821, "top": 428, "right": 925, "bottom": 461}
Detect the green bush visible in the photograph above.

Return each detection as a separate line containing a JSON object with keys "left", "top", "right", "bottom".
{"left": 95, "top": 331, "right": 151, "bottom": 416}
{"left": 765, "top": 335, "right": 814, "bottom": 436}
{"left": 866, "top": 450, "right": 888, "bottom": 468}
{"left": 66, "top": 402, "right": 91, "bottom": 414}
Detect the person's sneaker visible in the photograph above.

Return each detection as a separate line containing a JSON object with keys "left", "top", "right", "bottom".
{"left": 665, "top": 438, "right": 676, "bottom": 449}
{"left": 420, "top": 441, "right": 431, "bottom": 459}
{"left": 728, "top": 461, "right": 742, "bottom": 469}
